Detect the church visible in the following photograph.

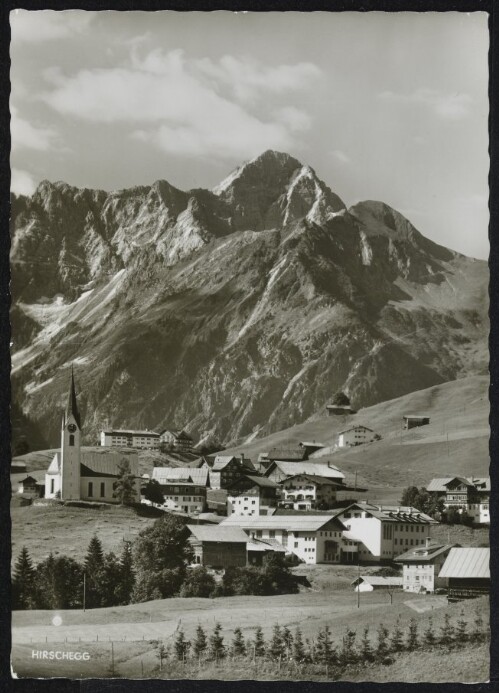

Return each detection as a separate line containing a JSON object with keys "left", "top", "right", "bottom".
{"left": 44, "top": 368, "right": 141, "bottom": 503}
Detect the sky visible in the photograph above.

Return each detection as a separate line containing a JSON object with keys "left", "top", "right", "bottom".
{"left": 10, "top": 11, "right": 489, "bottom": 259}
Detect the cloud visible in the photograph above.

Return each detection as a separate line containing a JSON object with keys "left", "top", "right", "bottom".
{"left": 10, "top": 9, "right": 93, "bottom": 43}
{"left": 379, "top": 88, "right": 472, "bottom": 120}
{"left": 330, "top": 149, "right": 351, "bottom": 165}
{"left": 40, "top": 49, "right": 320, "bottom": 160}
{"left": 10, "top": 106, "right": 57, "bottom": 152}
{"left": 11, "top": 168, "right": 37, "bottom": 196}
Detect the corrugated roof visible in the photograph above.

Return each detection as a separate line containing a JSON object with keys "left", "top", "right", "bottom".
{"left": 269, "top": 461, "right": 345, "bottom": 480}
{"left": 220, "top": 513, "right": 340, "bottom": 531}
{"left": 438, "top": 548, "right": 490, "bottom": 579}
{"left": 152, "top": 467, "right": 209, "bottom": 485}
{"left": 187, "top": 525, "right": 248, "bottom": 543}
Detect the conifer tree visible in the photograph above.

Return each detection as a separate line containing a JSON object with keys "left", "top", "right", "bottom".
{"left": 439, "top": 613, "right": 455, "bottom": 646}
{"left": 12, "top": 547, "right": 37, "bottom": 609}
{"left": 113, "top": 459, "right": 137, "bottom": 505}
{"left": 193, "top": 624, "right": 208, "bottom": 657}
{"left": 390, "top": 617, "right": 404, "bottom": 653}
{"left": 360, "top": 627, "right": 373, "bottom": 661}
{"left": 174, "top": 629, "right": 190, "bottom": 661}
{"left": 424, "top": 616, "right": 436, "bottom": 646}
{"left": 473, "top": 609, "right": 484, "bottom": 642}
{"left": 118, "top": 542, "right": 135, "bottom": 605}
{"left": 406, "top": 618, "right": 419, "bottom": 650}
{"left": 281, "top": 626, "right": 294, "bottom": 658}
{"left": 84, "top": 535, "right": 105, "bottom": 608}
{"left": 456, "top": 610, "right": 468, "bottom": 644}
{"left": 339, "top": 628, "right": 356, "bottom": 666}
{"left": 231, "top": 627, "right": 246, "bottom": 657}
{"left": 316, "top": 625, "right": 337, "bottom": 665}
{"left": 293, "top": 627, "right": 306, "bottom": 662}
{"left": 253, "top": 626, "right": 266, "bottom": 658}
{"left": 209, "top": 622, "right": 226, "bottom": 660}
{"left": 267, "top": 624, "right": 285, "bottom": 660}
{"left": 376, "top": 623, "right": 389, "bottom": 659}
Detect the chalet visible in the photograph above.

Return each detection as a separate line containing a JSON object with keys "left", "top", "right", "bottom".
{"left": 438, "top": 547, "right": 490, "bottom": 600}
{"left": 155, "top": 479, "right": 206, "bottom": 514}
{"left": 426, "top": 477, "right": 490, "bottom": 524}
{"left": 394, "top": 539, "right": 458, "bottom": 593}
{"left": 338, "top": 425, "right": 376, "bottom": 448}
{"left": 227, "top": 475, "right": 278, "bottom": 516}
{"left": 159, "top": 429, "right": 194, "bottom": 452}
{"left": 352, "top": 576, "right": 403, "bottom": 592}
{"left": 326, "top": 404, "right": 357, "bottom": 416}
{"left": 335, "top": 502, "right": 438, "bottom": 563}
{"left": 100, "top": 429, "right": 160, "bottom": 449}
{"left": 151, "top": 466, "right": 210, "bottom": 487}
{"left": 264, "top": 460, "right": 345, "bottom": 484}
{"left": 279, "top": 474, "right": 358, "bottom": 511}
{"left": 201, "top": 454, "right": 255, "bottom": 490}
{"left": 220, "top": 514, "right": 357, "bottom": 564}
{"left": 17, "top": 474, "right": 43, "bottom": 498}
{"left": 403, "top": 415, "right": 430, "bottom": 430}
{"left": 46, "top": 369, "right": 141, "bottom": 503}
{"left": 266, "top": 446, "right": 308, "bottom": 463}
{"left": 187, "top": 525, "right": 248, "bottom": 568}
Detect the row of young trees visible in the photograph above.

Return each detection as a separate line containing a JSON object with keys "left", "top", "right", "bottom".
{"left": 13, "top": 515, "right": 299, "bottom": 609}
{"left": 160, "top": 608, "right": 488, "bottom": 673}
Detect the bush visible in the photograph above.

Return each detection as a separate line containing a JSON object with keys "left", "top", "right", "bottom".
{"left": 179, "top": 567, "right": 216, "bottom": 598}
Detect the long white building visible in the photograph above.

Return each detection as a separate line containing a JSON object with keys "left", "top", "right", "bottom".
{"left": 100, "top": 429, "right": 160, "bottom": 450}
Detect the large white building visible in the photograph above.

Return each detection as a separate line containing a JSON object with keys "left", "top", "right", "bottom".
{"left": 46, "top": 369, "right": 140, "bottom": 503}
{"left": 100, "top": 429, "right": 160, "bottom": 450}
{"left": 394, "top": 539, "right": 457, "bottom": 593}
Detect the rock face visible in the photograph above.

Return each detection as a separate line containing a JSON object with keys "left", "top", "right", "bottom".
{"left": 10, "top": 150, "right": 489, "bottom": 448}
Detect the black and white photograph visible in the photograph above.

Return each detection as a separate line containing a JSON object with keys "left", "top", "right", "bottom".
{"left": 8, "top": 9, "right": 491, "bottom": 682}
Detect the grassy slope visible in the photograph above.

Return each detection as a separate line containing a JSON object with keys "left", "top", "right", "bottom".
{"left": 224, "top": 374, "right": 490, "bottom": 491}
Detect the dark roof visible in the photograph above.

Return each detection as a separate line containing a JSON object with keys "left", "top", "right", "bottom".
{"left": 228, "top": 475, "right": 278, "bottom": 494}
{"left": 267, "top": 447, "right": 308, "bottom": 462}
{"left": 280, "top": 473, "right": 346, "bottom": 487}
{"left": 338, "top": 425, "right": 374, "bottom": 434}
{"left": 66, "top": 365, "right": 81, "bottom": 428}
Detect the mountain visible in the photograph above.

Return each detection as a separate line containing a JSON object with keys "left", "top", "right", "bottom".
{"left": 10, "top": 150, "right": 489, "bottom": 448}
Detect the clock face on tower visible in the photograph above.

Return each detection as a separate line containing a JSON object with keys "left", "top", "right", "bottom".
{"left": 67, "top": 423, "right": 77, "bottom": 433}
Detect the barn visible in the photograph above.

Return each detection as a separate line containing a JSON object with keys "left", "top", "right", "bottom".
{"left": 187, "top": 525, "right": 248, "bottom": 568}
{"left": 351, "top": 576, "right": 403, "bottom": 592}
{"left": 438, "top": 547, "right": 490, "bottom": 600}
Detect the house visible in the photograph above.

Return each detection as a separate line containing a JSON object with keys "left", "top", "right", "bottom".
{"left": 426, "top": 477, "right": 490, "bottom": 524}
{"left": 45, "top": 369, "right": 141, "bottom": 503}
{"left": 227, "top": 475, "right": 278, "bottom": 516}
{"left": 278, "top": 474, "right": 358, "bottom": 511}
{"left": 299, "top": 441, "right": 326, "bottom": 456}
{"left": 159, "top": 429, "right": 194, "bottom": 452}
{"left": 266, "top": 446, "right": 308, "bottom": 462}
{"left": 403, "top": 415, "right": 430, "bottom": 430}
{"left": 220, "top": 514, "right": 358, "bottom": 564}
{"left": 338, "top": 425, "right": 376, "bottom": 448}
{"left": 152, "top": 466, "right": 210, "bottom": 486}
{"left": 264, "top": 460, "right": 345, "bottom": 484}
{"left": 334, "top": 502, "right": 438, "bottom": 563}
{"left": 351, "top": 576, "right": 403, "bottom": 592}
{"left": 438, "top": 547, "right": 490, "bottom": 600}
{"left": 152, "top": 477, "right": 207, "bottom": 514}
{"left": 187, "top": 525, "right": 248, "bottom": 568}
{"left": 100, "top": 429, "right": 160, "bottom": 449}
{"left": 200, "top": 454, "right": 255, "bottom": 490}
{"left": 17, "top": 475, "right": 43, "bottom": 497}
{"left": 326, "top": 404, "right": 357, "bottom": 416}
{"left": 394, "top": 538, "right": 458, "bottom": 593}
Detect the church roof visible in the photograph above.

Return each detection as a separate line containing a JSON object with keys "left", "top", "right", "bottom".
{"left": 66, "top": 366, "right": 81, "bottom": 428}
{"left": 48, "top": 451, "right": 139, "bottom": 478}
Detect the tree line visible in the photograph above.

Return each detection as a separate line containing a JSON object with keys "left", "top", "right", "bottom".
{"left": 12, "top": 514, "right": 299, "bottom": 610}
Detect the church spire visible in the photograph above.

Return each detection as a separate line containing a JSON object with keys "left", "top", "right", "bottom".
{"left": 66, "top": 364, "right": 81, "bottom": 428}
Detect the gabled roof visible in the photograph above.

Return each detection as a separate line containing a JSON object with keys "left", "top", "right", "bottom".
{"left": 338, "top": 425, "right": 374, "bottom": 435}
{"left": 438, "top": 548, "right": 490, "bottom": 579}
{"left": 426, "top": 477, "right": 477, "bottom": 492}
{"left": 266, "top": 461, "right": 345, "bottom": 480}
{"left": 403, "top": 414, "right": 430, "bottom": 419}
{"left": 81, "top": 452, "right": 139, "bottom": 478}
{"left": 267, "top": 447, "right": 308, "bottom": 462}
{"left": 160, "top": 429, "right": 193, "bottom": 441}
{"left": 152, "top": 467, "right": 209, "bottom": 486}
{"left": 228, "top": 475, "right": 278, "bottom": 493}
{"left": 280, "top": 473, "right": 346, "bottom": 487}
{"left": 18, "top": 475, "right": 38, "bottom": 484}
{"left": 339, "top": 502, "right": 437, "bottom": 524}
{"left": 212, "top": 455, "right": 237, "bottom": 470}
{"left": 220, "top": 513, "right": 341, "bottom": 532}
{"left": 394, "top": 543, "right": 458, "bottom": 564}
{"left": 187, "top": 525, "right": 248, "bottom": 543}
{"left": 352, "top": 576, "right": 403, "bottom": 587}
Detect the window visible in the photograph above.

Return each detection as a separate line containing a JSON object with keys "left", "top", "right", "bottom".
{"left": 256, "top": 530, "right": 262, "bottom": 538}
{"left": 69, "top": 434, "right": 75, "bottom": 447}
{"left": 100, "top": 482, "right": 105, "bottom": 497}
{"left": 294, "top": 541, "right": 299, "bottom": 548}
{"left": 88, "top": 482, "right": 93, "bottom": 497}
{"left": 269, "top": 530, "right": 275, "bottom": 538}
{"left": 50, "top": 479, "right": 55, "bottom": 494}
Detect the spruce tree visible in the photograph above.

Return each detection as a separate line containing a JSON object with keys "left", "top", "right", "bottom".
{"left": 424, "top": 616, "right": 436, "bottom": 646}
{"left": 406, "top": 618, "right": 419, "bottom": 650}
{"left": 12, "top": 547, "right": 37, "bottom": 609}
{"left": 376, "top": 623, "right": 389, "bottom": 659}
{"left": 209, "top": 622, "right": 226, "bottom": 660}
{"left": 439, "top": 613, "right": 455, "bottom": 646}
{"left": 113, "top": 459, "right": 137, "bottom": 505}
{"left": 293, "top": 627, "right": 306, "bottom": 662}
{"left": 118, "top": 542, "right": 135, "bottom": 605}
{"left": 231, "top": 627, "right": 246, "bottom": 657}
{"left": 390, "top": 617, "right": 404, "bottom": 653}
{"left": 174, "top": 629, "right": 190, "bottom": 661}
{"left": 316, "top": 625, "right": 336, "bottom": 665}
{"left": 253, "top": 626, "right": 266, "bottom": 658}
{"left": 84, "top": 536, "right": 105, "bottom": 608}
{"left": 339, "top": 628, "right": 356, "bottom": 666}
{"left": 360, "top": 627, "right": 373, "bottom": 661}
{"left": 193, "top": 624, "right": 208, "bottom": 657}
{"left": 267, "top": 624, "right": 284, "bottom": 661}
{"left": 281, "top": 626, "right": 294, "bottom": 658}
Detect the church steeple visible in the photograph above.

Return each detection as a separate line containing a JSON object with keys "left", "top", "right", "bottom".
{"left": 66, "top": 365, "right": 81, "bottom": 429}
